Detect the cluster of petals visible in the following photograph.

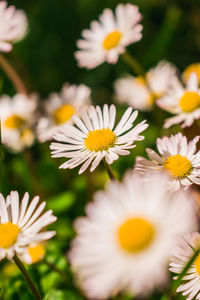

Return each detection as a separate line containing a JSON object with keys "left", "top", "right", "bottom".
{"left": 0, "top": 1, "right": 28, "bottom": 52}
{"left": 75, "top": 3, "right": 143, "bottom": 69}
{"left": 50, "top": 104, "right": 148, "bottom": 174}
{"left": 69, "top": 171, "right": 197, "bottom": 299}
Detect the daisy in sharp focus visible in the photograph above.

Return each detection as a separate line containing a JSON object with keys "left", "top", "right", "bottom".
{"left": 0, "top": 191, "right": 56, "bottom": 261}
{"left": 75, "top": 3, "right": 143, "bottom": 69}
{"left": 0, "top": 1, "right": 28, "bottom": 52}
{"left": 169, "top": 232, "right": 200, "bottom": 300}
{"left": 135, "top": 133, "right": 200, "bottom": 191}
{"left": 37, "top": 83, "right": 91, "bottom": 142}
{"left": 68, "top": 171, "right": 197, "bottom": 299}
{"left": 157, "top": 72, "right": 200, "bottom": 128}
{"left": 0, "top": 94, "right": 37, "bottom": 152}
{"left": 50, "top": 104, "right": 148, "bottom": 174}
{"left": 114, "top": 61, "right": 177, "bottom": 111}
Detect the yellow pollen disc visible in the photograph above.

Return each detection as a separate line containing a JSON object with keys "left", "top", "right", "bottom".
{"left": 84, "top": 128, "right": 116, "bottom": 152}
{"left": 164, "top": 154, "right": 192, "bottom": 179}
{"left": 54, "top": 104, "right": 75, "bottom": 124}
{"left": 4, "top": 115, "right": 25, "bottom": 129}
{"left": 118, "top": 217, "right": 155, "bottom": 253}
{"left": 179, "top": 91, "right": 200, "bottom": 113}
{"left": 135, "top": 76, "right": 146, "bottom": 86}
{"left": 0, "top": 222, "right": 20, "bottom": 249}
{"left": 183, "top": 63, "right": 200, "bottom": 84}
{"left": 21, "top": 128, "right": 34, "bottom": 146}
{"left": 195, "top": 253, "right": 200, "bottom": 275}
{"left": 103, "top": 30, "right": 122, "bottom": 50}
{"left": 27, "top": 244, "right": 45, "bottom": 264}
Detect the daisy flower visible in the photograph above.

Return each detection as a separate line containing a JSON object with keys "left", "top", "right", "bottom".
{"left": 169, "top": 232, "right": 200, "bottom": 300}
{"left": 68, "top": 171, "right": 197, "bottom": 299}
{"left": 135, "top": 133, "right": 200, "bottom": 191}
{"left": 0, "top": 1, "right": 28, "bottom": 52}
{"left": 21, "top": 243, "right": 45, "bottom": 264}
{"left": 50, "top": 104, "right": 148, "bottom": 174}
{"left": 0, "top": 94, "right": 37, "bottom": 152}
{"left": 114, "top": 61, "right": 177, "bottom": 111}
{"left": 183, "top": 63, "right": 200, "bottom": 84}
{"left": 157, "top": 73, "right": 200, "bottom": 128}
{"left": 0, "top": 191, "right": 56, "bottom": 260}
{"left": 75, "top": 3, "right": 142, "bottom": 69}
{"left": 37, "top": 83, "right": 91, "bottom": 142}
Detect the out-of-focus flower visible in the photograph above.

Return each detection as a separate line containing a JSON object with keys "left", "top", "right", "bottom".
{"left": 183, "top": 63, "right": 200, "bottom": 84}
{"left": 50, "top": 104, "right": 148, "bottom": 174}
{"left": 37, "top": 83, "right": 91, "bottom": 142}
{"left": 75, "top": 4, "right": 142, "bottom": 69}
{"left": 135, "top": 133, "right": 200, "bottom": 191}
{"left": 0, "top": 1, "right": 28, "bottom": 52}
{"left": 68, "top": 172, "right": 197, "bottom": 299}
{"left": 169, "top": 232, "right": 200, "bottom": 299}
{"left": 157, "top": 73, "right": 200, "bottom": 128}
{"left": 0, "top": 94, "right": 37, "bottom": 152}
{"left": 114, "top": 61, "right": 177, "bottom": 111}
{"left": 21, "top": 243, "right": 45, "bottom": 264}
{"left": 0, "top": 191, "right": 56, "bottom": 260}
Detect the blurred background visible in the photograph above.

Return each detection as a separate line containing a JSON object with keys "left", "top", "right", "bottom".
{"left": 0, "top": 0, "right": 199, "bottom": 299}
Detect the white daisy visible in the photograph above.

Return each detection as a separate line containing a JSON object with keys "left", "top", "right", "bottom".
{"left": 0, "top": 1, "right": 28, "bottom": 52}
{"left": 68, "top": 171, "right": 197, "bottom": 299}
{"left": 182, "top": 63, "right": 200, "bottom": 84}
{"left": 157, "top": 73, "right": 200, "bottom": 128}
{"left": 114, "top": 61, "right": 177, "bottom": 111}
{"left": 0, "top": 191, "right": 56, "bottom": 260}
{"left": 135, "top": 133, "right": 200, "bottom": 191}
{"left": 0, "top": 93, "right": 37, "bottom": 152}
{"left": 75, "top": 3, "right": 142, "bottom": 69}
{"left": 169, "top": 232, "right": 200, "bottom": 300}
{"left": 21, "top": 243, "right": 45, "bottom": 265}
{"left": 37, "top": 83, "right": 91, "bottom": 142}
{"left": 50, "top": 104, "right": 148, "bottom": 174}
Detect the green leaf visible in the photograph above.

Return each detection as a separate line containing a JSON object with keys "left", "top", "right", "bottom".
{"left": 46, "top": 191, "right": 75, "bottom": 214}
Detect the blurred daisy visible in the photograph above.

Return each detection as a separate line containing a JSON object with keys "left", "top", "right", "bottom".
{"left": 135, "top": 133, "right": 200, "bottom": 191}
{"left": 169, "top": 232, "right": 200, "bottom": 299}
{"left": 68, "top": 172, "right": 197, "bottom": 299}
{"left": 75, "top": 3, "right": 142, "bottom": 69}
{"left": 37, "top": 83, "right": 91, "bottom": 142}
{"left": 183, "top": 63, "right": 200, "bottom": 84}
{"left": 21, "top": 243, "right": 45, "bottom": 264}
{"left": 157, "top": 73, "right": 200, "bottom": 128}
{"left": 0, "top": 1, "right": 28, "bottom": 52}
{"left": 0, "top": 94, "right": 37, "bottom": 152}
{"left": 114, "top": 61, "right": 177, "bottom": 111}
{"left": 50, "top": 104, "right": 148, "bottom": 174}
{"left": 0, "top": 191, "right": 56, "bottom": 260}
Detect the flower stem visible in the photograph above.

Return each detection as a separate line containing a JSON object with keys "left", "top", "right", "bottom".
{"left": 44, "top": 259, "right": 69, "bottom": 285}
{"left": 122, "top": 52, "right": 145, "bottom": 76}
{"left": 103, "top": 159, "right": 117, "bottom": 181}
{"left": 13, "top": 255, "right": 42, "bottom": 300}
{"left": 0, "top": 53, "right": 28, "bottom": 95}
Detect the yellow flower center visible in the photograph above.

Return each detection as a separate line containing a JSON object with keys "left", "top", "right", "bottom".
{"left": 194, "top": 253, "right": 200, "bottom": 275}
{"left": 4, "top": 115, "right": 25, "bottom": 129}
{"left": 164, "top": 154, "right": 192, "bottom": 179}
{"left": 179, "top": 91, "right": 200, "bottom": 113}
{"left": 21, "top": 128, "right": 34, "bottom": 146}
{"left": 183, "top": 63, "right": 200, "bottom": 84}
{"left": 136, "top": 76, "right": 146, "bottom": 86}
{"left": 118, "top": 217, "right": 155, "bottom": 253}
{"left": 54, "top": 104, "right": 75, "bottom": 124}
{"left": 27, "top": 244, "right": 45, "bottom": 264}
{"left": 84, "top": 128, "right": 116, "bottom": 152}
{"left": 103, "top": 30, "right": 122, "bottom": 50}
{"left": 0, "top": 222, "right": 20, "bottom": 249}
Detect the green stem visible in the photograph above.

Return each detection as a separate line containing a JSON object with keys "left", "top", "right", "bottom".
{"left": 13, "top": 255, "right": 42, "bottom": 300}
{"left": 121, "top": 52, "right": 145, "bottom": 76}
{"left": 103, "top": 159, "right": 117, "bottom": 181}
{"left": 44, "top": 259, "right": 69, "bottom": 285}
{"left": 0, "top": 53, "right": 28, "bottom": 95}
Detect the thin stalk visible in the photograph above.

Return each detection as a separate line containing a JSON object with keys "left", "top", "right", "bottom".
{"left": 121, "top": 52, "right": 145, "bottom": 76}
{"left": 103, "top": 159, "right": 117, "bottom": 181}
{"left": 13, "top": 255, "right": 42, "bottom": 300}
{"left": 0, "top": 53, "right": 28, "bottom": 95}
{"left": 44, "top": 259, "right": 69, "bottom": 285}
